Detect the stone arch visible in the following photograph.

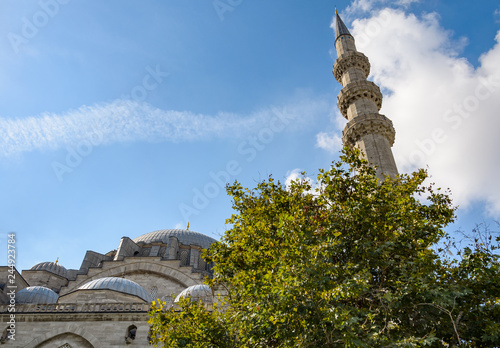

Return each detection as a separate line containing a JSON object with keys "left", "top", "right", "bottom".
{"left": 66, "top": 260, "right": 200, "bottom": 293}
{"left": 26, "top": 324, "right": 101, "bottom": 348}
{"left": 35, "top": 334, "right": 93, "bottom": 348}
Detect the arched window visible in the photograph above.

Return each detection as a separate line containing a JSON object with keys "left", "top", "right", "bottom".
{"left": 125, "top": 325, "right": 137, "bottom": 344}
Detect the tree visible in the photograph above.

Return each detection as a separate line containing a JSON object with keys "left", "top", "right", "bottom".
{"left": 149, "top": 148, "right": 500, "bottom": 347}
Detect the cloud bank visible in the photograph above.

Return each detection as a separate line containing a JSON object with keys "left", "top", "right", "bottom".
{"left": 318, "top": 7, "right": 500, "bottom": 216}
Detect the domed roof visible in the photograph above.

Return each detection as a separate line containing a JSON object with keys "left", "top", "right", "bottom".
{"left": 78, "top": 277, "right": 153, "bottom": 302}
{"left": 30, "top": 261, "right": 68, "bottom": 278}
{"left": 16, "top": 286, "right": 58, "bottom": 304}
{"left": 133, "top": 229, "right": 216, "bottom": 249}
{"left": 174, "top": 284, "right": 213, "bottom": 304}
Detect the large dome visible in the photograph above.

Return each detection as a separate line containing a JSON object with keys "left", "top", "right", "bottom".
{"left": 78, "top": 277, "right": 153, "bottom": 302}
{"left": 133, "top": 229, "right": 216, "bottom": 249}
{"left": 16, "top": 286, "right": 59, "bottom": 304}
{"left": 30, "top": 261, "right": 68, "bottom": 278}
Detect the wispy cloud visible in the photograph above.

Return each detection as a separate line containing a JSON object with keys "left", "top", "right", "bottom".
{"left": 0, "top": 98, "right": 329, "bottom": 158}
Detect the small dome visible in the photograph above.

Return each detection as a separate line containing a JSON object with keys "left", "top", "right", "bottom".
{"left": 16, "top": 286, "right": 58, "bottom": 304}
{"left": 133, "top": 229, "right": 216, "bottom": 249}
{"left": 174, "top": 284, "right": 213, "bottom": 304}
{"left": 78, "top": 277, "right": 153, "bottom": 302}
{"left": 30, "top": 262, "right": 68, "bottom": 278}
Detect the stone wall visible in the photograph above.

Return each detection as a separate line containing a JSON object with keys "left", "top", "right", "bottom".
{"left": 0, "top": 267, "right": 28, "bottom": 305}
{"left": 21, "top": 271, "right": 68, "bottom": 294}
{"left": 2, "top": 315, "right": 152, "bottom": 348}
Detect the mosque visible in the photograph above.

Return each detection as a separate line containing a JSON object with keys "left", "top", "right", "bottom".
{"left": 0, "top": 10, "right": 398, "bottom": 347}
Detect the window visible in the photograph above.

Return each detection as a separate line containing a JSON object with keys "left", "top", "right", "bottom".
{"left": 125, "top": 325, "right": 137, "bottom": 344}
{"left": 150, "top": 286, "right": 158, "bottom": 300}
{"left": 179, "top": 250, "right": 189, "bottom": 266}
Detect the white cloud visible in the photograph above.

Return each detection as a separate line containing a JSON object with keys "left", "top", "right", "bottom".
{"left": 0, "top": 98, "right": 329, "bottom": 158}
{"left": 394, "top": 0, "right": 419, "bottom": 6}
{"left": 330, "top": 8, "right": 500, "bottom": 216}
{"left": 316, "top": 132, "right": 342, "bottom": 153}
{"left": 495, "top": 7, "right": 500, "bottom": 23}
{"left": 340, "top": 0, "right": 420, "bottom": 22}
{"left": 285, "top": 168, "right": 315, "bottom": 192}
{"left": 285, "top": 168, "right": 304, "bottom": 187}
{"left": 314, "top": 105, "right": 345, "bottom": 153}
{"left": 174, "top": 222, "right": 185, "bottom": 229}
{"left": 346, "top": 0, "right": 377, "bottom": 14}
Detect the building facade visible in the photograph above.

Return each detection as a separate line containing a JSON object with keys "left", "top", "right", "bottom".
{"left": 0, "top": 229, "right": 215, "bottom": 347}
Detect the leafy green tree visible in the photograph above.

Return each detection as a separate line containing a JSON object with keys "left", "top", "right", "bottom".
{"left": 149, "top": 148, "right": 500, "bottom": 347}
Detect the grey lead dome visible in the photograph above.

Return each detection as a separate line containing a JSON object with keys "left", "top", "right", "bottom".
{"left": 174, "top": 284, "right": 213, "bottom": 304}
{"left": 133, "top": 229, "right": 216, "bottom": 249}
{"left": 78, "top": 277, "right": 153, "bottom": 302}
{"left": 16, "top": 286, "right": 59, "bottom": 304}
{"left": 30, "top": 261, "right": 68, "bottom": 278}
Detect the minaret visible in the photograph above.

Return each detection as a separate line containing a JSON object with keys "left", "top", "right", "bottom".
{"left": 333, "top": 10, "right": 398, "bottom": 179}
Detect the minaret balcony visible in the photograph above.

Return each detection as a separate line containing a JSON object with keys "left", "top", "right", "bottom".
{"left": 342, "top": 113, "right": 396, "bottom": 147}
{"left": 337, "top": 81, "right": 383, "bottom": 118}
{"left": 333, "top": 51, "right": 370, "bottom": 83}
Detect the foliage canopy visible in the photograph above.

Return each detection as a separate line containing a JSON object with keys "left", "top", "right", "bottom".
{"left": 149, "top": 149, "right": 500, "bottom": 347}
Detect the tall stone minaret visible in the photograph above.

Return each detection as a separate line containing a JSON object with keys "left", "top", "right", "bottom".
{"left": 333, "top": 10, "right": 398, "bottom": 179}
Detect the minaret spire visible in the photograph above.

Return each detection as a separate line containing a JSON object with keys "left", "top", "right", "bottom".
{"left": 335, "top": 9, "right": 351, "bottom": 44}
{"left": 333, "top": 11, "right": 398, "bottom": 179}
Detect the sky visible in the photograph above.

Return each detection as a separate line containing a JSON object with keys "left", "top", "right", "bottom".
{"left": 0, "top": 0, "right": 499, "bottom": 272}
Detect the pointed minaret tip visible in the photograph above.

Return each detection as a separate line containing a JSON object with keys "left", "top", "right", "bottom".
{"left": 335, "top": 8, "right": 352, "bottom": 44}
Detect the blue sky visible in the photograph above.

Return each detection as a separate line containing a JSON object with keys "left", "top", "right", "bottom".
{"left": 1, "top": 0, "right": 499, "bottom": 272}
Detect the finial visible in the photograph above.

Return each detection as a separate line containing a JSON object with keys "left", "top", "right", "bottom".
{"left": 335, "top": 7, "right": 338, "bottom": 15}
{"left": 186, "top": 222, "right": 190, "bottom": 230}
{"left": 55, "top": 257, "right": 59, "bottom": 264}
